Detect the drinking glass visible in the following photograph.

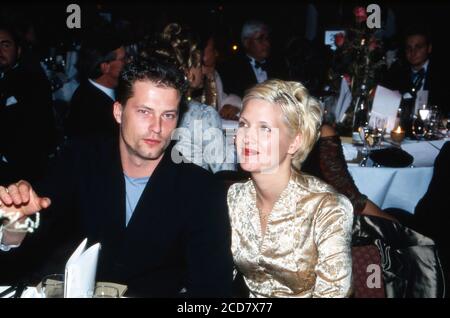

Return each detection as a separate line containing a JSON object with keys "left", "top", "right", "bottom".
{"left": 40, "top": 274, "right": 65, "bottom": 298}
{"left": 1, "top": 220, "right": 28, "bottom": 246}
{"left": 93, "top": 285, "right": 119, "bottom": 298}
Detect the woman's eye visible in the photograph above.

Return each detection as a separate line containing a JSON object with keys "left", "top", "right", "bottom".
{"left": 261, "top": 126, "right": 271, "bottom": 132}
{"left": 238, "top": 121, "right": 248, "bottom": 128}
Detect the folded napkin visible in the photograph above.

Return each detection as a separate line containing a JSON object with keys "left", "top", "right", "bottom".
{"left": 369, "top": 147, "right": 413, "bottom": 167}
{"left": 65, "top": 239, "right": 101, "bottom": 298}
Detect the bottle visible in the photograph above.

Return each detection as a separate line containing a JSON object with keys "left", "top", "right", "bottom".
{"left": 352, "top": 84, "right": 370, "bottom": 132}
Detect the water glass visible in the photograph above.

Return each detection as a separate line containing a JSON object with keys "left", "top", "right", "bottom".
{"left": 40, "top": 274, "right": 65, "bottom": 298}
{"left": 93, "top": 284, "right": 119, "bottom": 298}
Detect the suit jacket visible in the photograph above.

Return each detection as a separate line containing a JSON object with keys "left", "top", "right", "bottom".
{"left": 66, "top": 80, "right": 118, "bottom": 139}
{"left": 383, "top": 59, "right": 448, "bottom": 115}
{"left": 218, "top": 54, "right": 288, "bottom": 98}
{"left": 0, "top": 62, "right": 57, "bottom": 183}
{"left": 27, "top": 137, "right": 233, "bottom": 297}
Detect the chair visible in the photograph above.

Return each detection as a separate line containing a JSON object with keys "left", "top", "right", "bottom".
{"left": 351, "top": 245, "right": 386, "bottom": 298}
{"left": 352, "top": 215, "right": 445, "bottom": 298}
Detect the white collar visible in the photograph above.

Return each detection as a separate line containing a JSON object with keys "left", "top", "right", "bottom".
{"left": 412, "top": 59, "right": 429, "bottom": 73}
{"left": 88, "top": 78, "right": 115, "bottom": 101}
{"left": 246, "top": 55, "right": 266, "bottom": 67}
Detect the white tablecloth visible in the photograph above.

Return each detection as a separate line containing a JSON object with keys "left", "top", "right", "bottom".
{"left": 348, "top": 164, "right": 433, "bottom": 214}
{"left": 344, "top": 137, "right": 449, "bottom": 213}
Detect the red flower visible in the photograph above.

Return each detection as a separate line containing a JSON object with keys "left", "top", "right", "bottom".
{"left": 368, "top": 38, "right": 378, "bottom": 51}
{"left": 353, "top": 6, "right": 367, "bottom": 23}
{"left": 334, "top": 32, "right": 345, "bottom": 47}
{"left": 343, "top": 74, "right": 352, "bottom": 86}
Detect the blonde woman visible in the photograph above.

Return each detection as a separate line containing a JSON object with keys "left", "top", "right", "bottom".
{"left": 228, "top": 79, "right": 353, "bottom": 297}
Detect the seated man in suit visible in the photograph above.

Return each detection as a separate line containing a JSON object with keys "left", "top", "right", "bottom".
{"left": 383, "top": 26, "right": 448, "bottom": 119}
{"left": 65, "top": 33, "right": 126, "bottom": 140}
{"left": 218, "top": 20, "right": 287, "bottom": 118}
{"left": 0, "top": 24, "right": 57, "bottom": 184}
{"left": 0, "top": 54, "right": 233, "bottom": 297}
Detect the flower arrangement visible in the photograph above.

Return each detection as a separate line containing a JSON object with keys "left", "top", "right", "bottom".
{"left": 328, "top": 6, "right": 387, "bottom": 131}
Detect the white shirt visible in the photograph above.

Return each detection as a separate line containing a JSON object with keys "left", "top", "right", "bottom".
{"left": 247, "top": 55, "right": 268, "bottom": 84}
{"left": 88, "top": 79, "right": 115, "bottom": 101}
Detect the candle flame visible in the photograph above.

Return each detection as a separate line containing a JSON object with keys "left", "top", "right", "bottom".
{"left": 394, "top": 126, "right": 403, "bottom": 133}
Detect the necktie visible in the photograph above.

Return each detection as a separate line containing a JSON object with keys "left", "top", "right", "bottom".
{"left": 411, "top": 68, "right": 425, "bottom": 90}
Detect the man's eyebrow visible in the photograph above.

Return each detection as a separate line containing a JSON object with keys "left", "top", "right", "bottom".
{"left": 138, "top": 105, "right": 153, "bottom": 110}
{"left": 138, "top": 105, "right": 178, "bottom": 113}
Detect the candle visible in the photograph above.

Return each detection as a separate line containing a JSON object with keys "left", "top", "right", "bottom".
{"left": 390, "top": 126, "right": 405, "bottom": 143}
{"left": 419, "top": 109, "right": 430, "bottom": 121}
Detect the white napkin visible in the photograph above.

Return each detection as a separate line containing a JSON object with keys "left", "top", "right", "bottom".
{"left": 21, "top": 287, "right": 39, "bottom": 298}
{"left": 335, "top": 77, "right": 352, "bottom": 123}
{"left": 5, "top": 96, "right": 18, "bottom": 107}
{"left": 64, "top": 238, "right": 101, "bottom": 298}
{"left": 342, "top": 143, "right": 358, "bottom": 161}
{"left": 370, "top": 85, "right": 402, "bottom": 132}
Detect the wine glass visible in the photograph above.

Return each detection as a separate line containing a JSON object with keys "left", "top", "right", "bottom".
{"left": 412, "top": 114, "right": 426, "bottom": 139}
{"left": 372, "top": 117, "right": 387, "bottom": 148}
{"left": 426, "top": 105, "right": 441, "bottom": 138}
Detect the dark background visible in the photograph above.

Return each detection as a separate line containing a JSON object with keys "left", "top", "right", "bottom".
{"left": 1, "top": 1, "right": 450, "bottom": 63}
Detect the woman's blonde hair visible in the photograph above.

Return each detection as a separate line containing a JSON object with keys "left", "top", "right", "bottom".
{"left": 160, "top": 23, "right": 201, "bottom": 71}
{"left": 140, "top": 23, "right": 201, "bottom": 72}
{"left": 242, "top": 79, "right": 322, "bottom": 176}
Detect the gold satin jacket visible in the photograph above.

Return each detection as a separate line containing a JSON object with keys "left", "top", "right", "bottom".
{"left": 227, "top": 174, "right": 354, "bottom": 298}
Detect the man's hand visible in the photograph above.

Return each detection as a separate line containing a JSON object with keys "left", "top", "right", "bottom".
{"left": 219, "top": 104, "right": 240, "bottom": 121}
{"left": 0, "top": 180, "right": 51, "bottom": 218}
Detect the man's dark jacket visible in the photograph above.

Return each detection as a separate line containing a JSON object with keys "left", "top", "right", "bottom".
{"left": 218, "top": 54, "right": 288, "bottom": 98}
{"left": 383, "top": 59, "right": 448, "bottom": 116}
{"left": 0, "top": 62, "right": 57, "bottom": 183}
{"left": 66, "top": 80, "right": 118, "bottom": 139}
{"left": 26, "top": 137, "right": 233, "bottom": 297}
